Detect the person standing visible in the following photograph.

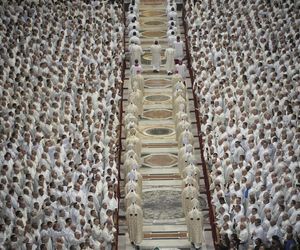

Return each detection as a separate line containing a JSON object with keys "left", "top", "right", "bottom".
{"left": 182, "top": 184, "right": 199, "bottom": 215}
{"left": 131, "top": 70, "right": 145, "bottom": 95}
{"left": 238, "top": 223, "right": 249, "bottom": 250}
{"left": 129, "top": 43, "right": 144, "bottom": 66}
{"left": 173, "top": 36, "right": 184, "bottom": 63}
{"left": 150, "top": 40, "right": 162, "bottom": 72}
{"left": 129, "top": 32, "right": 141, "bottom": 45}
{"left": 126, "top": 203, "right": 143, "bottom": 246}
{"left": 168, "top": 31, "right": 176, "bottom": 47}
{"left": 187, "top": 207, "right": 204, "bottom": 250}
{"left": 175, "top": 60, "right": 187, "bottom": 82}
{"left": 165, "top": 47, "right": 175, "bottom": 75}
{"left": 130, "top": 59, "right": 143, "bottom": 77}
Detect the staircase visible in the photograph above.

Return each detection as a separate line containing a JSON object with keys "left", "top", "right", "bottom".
{"left": 118, "top": 1, "right": 215, "bottom": 249}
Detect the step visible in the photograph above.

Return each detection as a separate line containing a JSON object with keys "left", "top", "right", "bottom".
{"left": 142, "top": 103, "right": 173, "bottom": 109}
{"left": 140, "top": 167, "right": 179, "bottom": 175}
{"left": 142, "top": 139, "right": 177, "bottom": 145}
{"left": 142, "top": 147, "right": 178, "bottom": 154}
{"left": 144, "top": 231, "right": 187, "bottom": 239}
{"left": 139, "top": 119, "right": 174, "bottom": 125}
{"left": 143, "top": 224, "right": 187, "bottom": 233}
{"left": 140, "top": 239, "right": 190, "bottom": 249}
{"left": 143, "top": 179, "right": 182, "bottom": 187}
{"left": 142, "top": 174, "right": 182, "bottom": 181}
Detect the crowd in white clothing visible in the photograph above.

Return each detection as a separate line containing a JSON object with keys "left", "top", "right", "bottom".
{"left": 185, "top": 0, "right": 299, "bottom": 249}
{"left": 0, "top": 0, "right": 124, "bottom": 249}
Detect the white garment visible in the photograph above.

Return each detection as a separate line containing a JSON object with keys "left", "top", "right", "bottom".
{"left": 173, "top": 40, "right": 184, "bottom": 60}
{"left": 129, "top": 44, "right": 144, "bottom": 66}
{"left": 150, "top": 44, "right": 162, "bottom": 70}
{"left": 165, "top": 47, "right": 175, "bottom": 73}
{"left": 175, "top": 63, "right": 187, "bottom": 80}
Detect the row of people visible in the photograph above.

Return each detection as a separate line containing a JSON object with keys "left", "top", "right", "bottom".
{"left": 124, "top": 2, "right": 144, "bottom": 247}
{"left": 171, "top": 46, "right": 204, "bottom": 250}
{"left": 168, "top": 7, "right": 205, "bottom": 247}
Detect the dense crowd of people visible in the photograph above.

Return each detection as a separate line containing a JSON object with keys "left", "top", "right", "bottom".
{"left": 0, "top": 0, "right": 124, "bottom": 249}
{"left": 185, "top": 0, "right": 299, "bottom": 249}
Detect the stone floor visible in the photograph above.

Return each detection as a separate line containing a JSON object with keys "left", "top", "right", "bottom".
{"left": 118, "top": 1, "right": 215, "bottom": 249}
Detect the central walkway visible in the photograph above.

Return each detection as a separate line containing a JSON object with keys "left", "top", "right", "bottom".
{"left": 119, "top": 1, "right": 214, "bottom": 249}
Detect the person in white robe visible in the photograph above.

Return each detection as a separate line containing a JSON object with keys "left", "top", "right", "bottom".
{"left": 130, "top": 60, "right": 143, "bottom": 77}
{"left": 125, "top": 179, "right": 140, "bottom": 197}
{"left": 173, "top": 87, "right": 186, "bottom": 108}
{"left": 266, "top": 220, "right": 283, "bottom": 245}
{"left": 126, "top": 203, "right": 143, "bottom": 246}
{"left": 126, "top": 101, "right": 139, "bottom": 119}
{"left": 178, "top": 143, "right": 194, "bottom": 172}
{"left": 175, "top": 61, "right": 187, "bottom": 82}
{"left": 127, "top": 10, "right": 137, "bottom": 24}
{"left": 125, "top": 128, "right": 142, "bottom": 158}
{"left": 165, "top": 47, "right": 175, "bottom": 75}
{"left": 125, "top": 115, "right": 138, "bottom": 135}
{"left": 129, "top": 44, "right": 144, "bottom": 66}
{"left": 182, "top": 184, "right": 199, "bottom": 215}
{"left": 128, "top": 27, "right": 140, "bottom": 38}
{"left": 187, "top": 207, "right": 204, "bottom": 249}
{"left": 150, "top": 40, "right": 162, "bottom": 72}
{"left": 182, "top": 174, "right": 199, "bottom": 190}
{"left": 128, "top": 19, "right": 140, "bottom": 31}
{"left": 238, "top": 223, "right": 249, "bottom": 250}
{"left": 178, "top": 128, "right": 194, "bottom": 148}
{"left": 171, "top": 70, "right": 183, "bottom": 86}
{"left": 173, "top": 79, "right": 186, "bottom": 97}
{"left": 129, "top": 32, "right": 141, "bottom": 45}
{"left": 125, "top": 190, "right": 142, "bottom": 209}
{"left": 131, "top": 71, "right": 145, "bottom": 94}
{"left": 174, "top": 93, "right": 187, "bottom": 118}
{"left": 182, "top": 163, "right": 201, "bottom": 186}
{"left": 129, "top": 88, "right": 143, "bottom": 117}
{"left": 173, "top": 36, "right": 184, "bottom": 61}
{"left": 176, "top": 115, "right": 190, "bottom": 141}
{"left": 167, "top": 7, "right": 177, "bottom": 20}
{"left": 168, "top": 31, "right": 177, "bottom": 47}
{"left": 124, "top": 154, "right": 139, "bottom": 175}
{"left": 126, "top": 169, "right": 143, "bottom": 198}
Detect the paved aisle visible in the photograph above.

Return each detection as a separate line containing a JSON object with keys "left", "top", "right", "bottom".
{"left": 118, "top": 1, "right": 214, "bottom": 249}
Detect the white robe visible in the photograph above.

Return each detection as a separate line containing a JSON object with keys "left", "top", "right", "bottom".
{"left": 129, "top": 44, "right": 144, "bottom": 65}
{"left": 173, "top": 40, "right": 184, "bottom": 60}
{"left": 175, "top": 63, "right": 187, "bottom": 80}
{"left": 182, "top": 185, "right": 199, "bottom": 215}
{"left": 165, "top": 48, "right": 175, "bottom": 73}
{"left": 187, "top": 207, "right": 204, "bottom": 247}
{"left": 125, "top": 191, "right": 142, "bottom": 209}
{"left": 126, "top": 203, "right": 143, "bottom": 244}
{"left": 150, "top": 44, "right": 162, "bottom": 70}
{"left": 131, "top": 74, "right": 145, "bottom": 94}
{"left": 130, "top": 64, "right": 143, "bottom": 77}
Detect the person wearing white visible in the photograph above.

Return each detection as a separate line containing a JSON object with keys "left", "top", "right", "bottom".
{"left": 165, "top": 47, "right": 175, "bottom": 74}
{"left": 168, "top": 31, "right": 177, "bottom": 47}
{"left": 129, "top": 43, "right": 144, "bottom": 66}
{"left": 238, "top": 223, "right": 249, "bottom": 250}
{"left": 175, "top": 61, "right": 187, "bottom": 81}
{"left": 173, "top": 36, "right": 184, "bottom": 61}
{"left": 150, "top": 40, "right": 162, "bottom": 72}
{"left": 130, "top": 60, "right": 143, "bottom": 77}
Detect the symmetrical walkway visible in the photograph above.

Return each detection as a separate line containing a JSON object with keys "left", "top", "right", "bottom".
{"left": 118, "top": 1, "right": 214, "bottom": 249}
